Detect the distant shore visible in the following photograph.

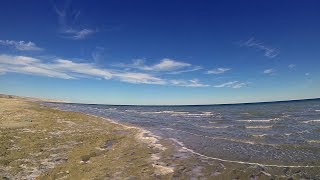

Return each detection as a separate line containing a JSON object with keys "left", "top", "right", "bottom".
{"left": 0, "top": 94, "right": 69, "bottom": 103}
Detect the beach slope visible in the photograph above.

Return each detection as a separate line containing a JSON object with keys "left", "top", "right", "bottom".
{"left": 0, "top": 96, "right": 168, "bottom": 179}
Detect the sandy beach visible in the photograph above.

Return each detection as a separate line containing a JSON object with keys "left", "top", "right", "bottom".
{"left": 0, "top": 96, "right": 175, "bottom": 179}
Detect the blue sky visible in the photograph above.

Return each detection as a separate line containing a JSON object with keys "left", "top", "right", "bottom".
{"left": 0, "top": 0, "right": 319, "bottom": 105}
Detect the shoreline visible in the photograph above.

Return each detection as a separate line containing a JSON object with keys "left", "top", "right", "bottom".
{"left": 43, "top": 101, "right": 320, "bottom": 179}
{"left": 49, "top": 103, "right": 320, "bottom": 169}
{"left": 2, "top": 96, "right": 320, "bottom": 179}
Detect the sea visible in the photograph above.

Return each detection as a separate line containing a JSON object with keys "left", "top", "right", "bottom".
{"left": 44, "top": 98, "right": 320, "bottom": 169}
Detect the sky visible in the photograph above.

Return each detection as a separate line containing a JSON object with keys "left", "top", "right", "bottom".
{"left": 0, "top": 0, "right": 319, "bottom": 105}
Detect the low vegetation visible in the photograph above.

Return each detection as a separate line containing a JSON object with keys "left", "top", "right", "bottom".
{"left": 0, "top": 97, "right": 159, "bottom": 179}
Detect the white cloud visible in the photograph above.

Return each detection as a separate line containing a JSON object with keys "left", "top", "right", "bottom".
{"left": 240, "top": 37, "right": 279, "bottom": 58}
{"left": 115, "top": 58, "right": 201, "bottom": 74}
{"left": 214, "top": 81, "right": 248, "bottom": 88}
{"left": 126, "top": 58, "right": 191, "bottom": 71}
{"left": 15, "top": 66, "right": 74, "bottom": 79}
{"left": 0, "top": 40, "right": 43, "bottom": 51}
{"left": 0, "top": 55, "right": 113, "bottom": 80}
{"left": 288, "top": 64, "right": 296, "bottom": 69}
{"left": 0, "top": 55, "right": 73, "bottom": 79}
{"left": 231, "top": 82, "right": 248, "bottom": 88}
{"left": 170, "top": 79, "right": 209, "bottom": 87}
{"left": 0, "top": 55, "right": 40, "bottom": 65}
{"left": 305, "top": 72, "right": 310, "bottom": 76}
{"left": 214, "top": 81, "right": 237, "bottom": 88}
{"left": 149, "top": 59, "right": 191, "bottom": 71}
{"left": 0, "top": 54, "right": 210, "bottom": 87}
{"left": 0, "top": 66, "right": 7, "bottom": 74}
{"left": 207, "top": 68, "right": 231, "bottom": 74}
{"left": 263, "top": 68, "right": 275, "bottom": 75}
{"left": 54, "top": 59, "right": 113, "bottom": 79}
{"left": 115, "top": 72, "right": 166, "bottom": 85}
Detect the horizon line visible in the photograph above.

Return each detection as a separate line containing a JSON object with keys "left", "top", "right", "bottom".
{"left": 66, "top": 97, "right": 320, "bottom": 107}
{"left": 2, "top": 93, "right": 319, "bottom": 107}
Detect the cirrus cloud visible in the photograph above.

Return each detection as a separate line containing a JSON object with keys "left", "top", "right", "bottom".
{"left": 62, "top": 28, "right": 97, "bottom": 40}
{"left": 118, "top": 58, "right": 191, "bottom": 71}
{"left": 53, "top": 1, "right": 97, "bottom": 40}
{"left": 0, "top": 40, "right": 43, "bottom": 51}
{"left": 115, "top": 58, "right": 202, "bottom": 74}
{"left": 214, "top": 81, "right": 249, "bottom": 88}
{"left": 207, "top": 68, "right": 231, "bottom": 74}
{"left": 170, "top": 79, "right": 209, "bottom": 87}
{"left": 239, "top": 37, "right": 280, "bottom": 58}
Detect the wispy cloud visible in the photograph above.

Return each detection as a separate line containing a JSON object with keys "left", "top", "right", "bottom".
{"left": 115, "top": 58, "right": 201, "bottom": 74}
{"left": 114, "top": 72, "right": 166, "bottom": 85}
{"left": 0, "top": 55, "right": 74, "bottom": 79}
{"left": 136, "top": 58, "right": 191, "bottom": 71}
{"left": 63, "top": 28, "right": 97, "bottom": 40}
{"left": 263, "top": 68, "right": 275, "bottom": 75}
{"left": 0, "top": 55, "right": 110, "bottom": 79}
{"left": 207, "top": 68, "right": 231, "bottom": 74}
{"left": 288, "top": 64, "right": 296, "bottom": 69}
{"left": 0, "top": 67, "right": 6, "bottom": 75}
{"left": 239, "top": 37, "right": 280, "bottom": 58}
{"left": 53, "top": 1, "right": 97, "bottom": 40}
{"left": 54, "top": 59, "right": 113, "bottom": 79}
{"left": 166, "top": 66, "right": 202, "bottom": 74}
{"left": 305, "top": 72, "right": 310, "bottom": 76}
{"left": 0, "top": 54, "right": 209, "bottom": 87}
{"left": 214, "top": 81, "right": 248, "bottom": 88}
{"left": 91, "top": 46, "right": 107, "bottom": 64}
{"left": 0, "top": 40, "right": 43, "bottom": 51}
{"left": 170, "top": 79, "right": 209, "bottom": 87}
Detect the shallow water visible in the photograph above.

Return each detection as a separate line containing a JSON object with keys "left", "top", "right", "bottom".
{"left": 44, "top": 99, "right": 320, "bottom": 168}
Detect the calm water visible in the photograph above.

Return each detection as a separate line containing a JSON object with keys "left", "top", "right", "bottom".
{"left": 45, "top": 99, "right": 320, "bottom": 167}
